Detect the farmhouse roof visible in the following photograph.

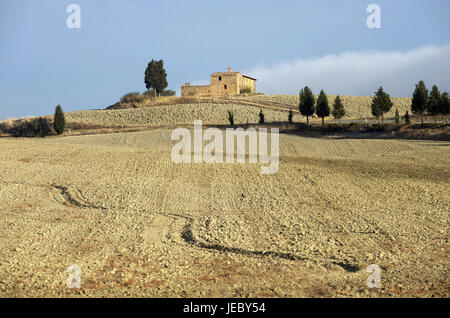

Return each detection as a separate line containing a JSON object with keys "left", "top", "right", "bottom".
{"left": 211, "top": 72, "right": 257, "bottom": 81}
{"left": 242, "top": 74, "right": 257, "bottom": 81}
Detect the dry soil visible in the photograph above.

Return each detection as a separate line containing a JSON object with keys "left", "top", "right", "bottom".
{"left": 0, "top": 128, "right": 448, "bottom": 297}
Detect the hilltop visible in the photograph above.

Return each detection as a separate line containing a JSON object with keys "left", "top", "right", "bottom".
{"left": 1, "top": 94, "right": 448, "bottom": 140}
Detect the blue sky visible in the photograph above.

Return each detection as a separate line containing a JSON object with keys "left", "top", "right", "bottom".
{"left": 1, "top": 0, "right": 450, "bottom": 120}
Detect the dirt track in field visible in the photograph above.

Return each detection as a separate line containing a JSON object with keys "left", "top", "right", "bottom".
{"left": 0, "top": 129, "right": 448, "bottom": 297}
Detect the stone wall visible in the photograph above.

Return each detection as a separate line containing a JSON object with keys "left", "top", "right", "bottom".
{"left": 181, "top": 83, "right": 211, "bottom": 96}
{"left": 239, "top": 76, "right": 256, "bottom": 93}
{"left": 210, "top": 73, "right": 239, "bottom": 96}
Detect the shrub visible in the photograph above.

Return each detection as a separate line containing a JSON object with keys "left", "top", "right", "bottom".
{"left": 324, "top": 123, "right": 345, "bottom": 132}
{"left": 145, "top": 89, "right": 176, "bottom": 97}
{"left": 370, "top": 123, "right": 385, "bottom": 132}
{"left": 346, "top": 122, "right": 362, "bottom": 132}
{"left": 53, "top": 105, "right": 65, "bottom": 135}
{"left": 120, "top": 92, "right": 145, "bottom": 104}
{"left": 409, "top": 123, "right": 444, "bottom": 129}
{"left": 143, "top": 90, "right": 156, "bottom": 99}
{"left": 228, "top": 110, "right": 234, "bottom": 127}
{"left": 395, "top": 109, "right": 400, "bottom": 124}
{"left": 38, "top": 117, "right": 52, "bottom": 136}
{"left": 162, "top": 89, "right": 176, "bottom": 96}
{"left": 258, "top": 109, "right": 265, "bottom": 124}
{"left": 288, "top": 109, "right": 293, "bottom": 123}
{"left": 11, "top": 117, "right": 51, "bottom": 137}
{"left": 240, "top": 87, "right": 252, "bottom": 94}
{"left": 405, "top": 110, "right": 411, "bottom": 124}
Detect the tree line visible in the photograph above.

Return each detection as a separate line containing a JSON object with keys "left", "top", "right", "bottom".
{"left": 411, "top": 81, "right": 449, "bottom": 124}
{"left": 298, "top": 87, "right": 345, "bottom": 126}
{"left": 297, "top": 81, "right": 449, "bottom": 125}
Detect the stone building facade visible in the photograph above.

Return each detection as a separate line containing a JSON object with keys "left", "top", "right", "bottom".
{"left": 181, "top": 68, "right": 256, "bottom": 97}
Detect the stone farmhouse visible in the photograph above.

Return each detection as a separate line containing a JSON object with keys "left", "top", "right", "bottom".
{"left": 181, "top": 67, "right": 256, "bottom": 96}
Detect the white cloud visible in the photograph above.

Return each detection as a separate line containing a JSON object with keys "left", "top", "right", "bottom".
{"left": 243, "top": 46, "right": 450, "bottom": 97}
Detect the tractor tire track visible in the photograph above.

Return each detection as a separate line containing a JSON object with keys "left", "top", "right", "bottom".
{"left": 47, "top": 182, "right": 361, "bottom": 273}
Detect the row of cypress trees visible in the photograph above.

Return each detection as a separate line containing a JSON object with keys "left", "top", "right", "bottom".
{"left": 298, "top": 87, "right": 345, "bottom": 126}
{"left": 412, "top": 81, "right": 449, "bottom": 124}
{"left": 298, "top": 83, "right": 449, "bottom": 126}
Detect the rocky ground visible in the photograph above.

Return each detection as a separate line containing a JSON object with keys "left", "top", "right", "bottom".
{"left": 61, "top": 97, "right": 417, "bottom": 134}
{"left": 0, "top": 128, "right": 448, "bottom": 297}
{"left": 65, "top": 103, "right": 302, "bottom": 127}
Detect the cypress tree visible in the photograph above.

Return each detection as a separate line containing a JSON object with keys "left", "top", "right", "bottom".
{"left": 228, "top": 110, "right": 234, "bottom": 127}
{"left": 299, "top": 86, "right": 315, "bottom": 125}
{"left": 395, "top": 109, "right": 400, "bottom": 124}
{"left": 440, "top": 91, "right": 449, "bottom": 124}
{"left": 288, "top": 109, "right": 293, "bottom": 123}
{"left": 427, "top": 85, "right": 441, "bottom": 124}
{"left": 53, "top": 105, "right": 65, "bottom": 135}
{"left": 411, "top": 80, "right": 428, "bottom": 124}
{"left": 371, "top": 86, "right": 393, "bottom": 124}
{"left": 404, "top": 111, "right": 411, "bottom": 124}
{"left": 332, "top": 95, "right": 345, "bottom": 125}
{"left": 316, "top": 90, "right": 330, "bottom": 127}
{"left": 439, "top": 92, "right": 450, "bottom": 124}
{"left": 371, "top": 88, "right": 383, "bottom": 121}
{"left": 144, "top": 59, "right": 168, "bottom": 97}
{"left": 258, "top": 108, "right": 265, "bottom": 124}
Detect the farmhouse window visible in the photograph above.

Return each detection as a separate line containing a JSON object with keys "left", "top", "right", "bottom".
{"left": 224, "top": 85, "right": 227, "bottom": 89}
{"left": 219, "top": 76, "right": 222, "bottom": 81}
